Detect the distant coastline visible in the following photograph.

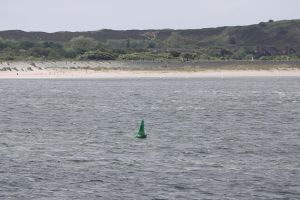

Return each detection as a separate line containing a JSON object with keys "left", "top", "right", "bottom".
{"left": 0, "top": 60, "right": 300, "bottom": 79}
{"left": 1, "top": 20, "right": 300, "bottom": 62}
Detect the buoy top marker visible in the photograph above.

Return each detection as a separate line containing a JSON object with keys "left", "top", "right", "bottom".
{"left": 135, "top": 120, "right": 147, "bottom": 139}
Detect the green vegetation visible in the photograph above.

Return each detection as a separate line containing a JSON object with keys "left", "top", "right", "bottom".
{"left": 0, "top": 20, "right": 300, "bottom": 61}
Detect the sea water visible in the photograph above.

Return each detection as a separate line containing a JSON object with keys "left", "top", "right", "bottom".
{"left": 0, "top": 78, "right": 299, "bottom": 199}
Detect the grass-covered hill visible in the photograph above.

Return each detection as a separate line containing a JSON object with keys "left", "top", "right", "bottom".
{"left": 0, "top": 19, "right": 300, "bottom": 61}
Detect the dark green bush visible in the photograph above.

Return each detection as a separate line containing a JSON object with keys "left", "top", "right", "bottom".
{"left": 78, "top": 51, "right": 116, "bottom": 60}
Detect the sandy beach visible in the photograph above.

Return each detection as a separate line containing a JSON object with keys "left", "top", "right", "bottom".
{"left": 1, "top": 60, "right": 300, "bottom": 78}
{"left": 1, "top": 69, "right": 300, "bottom": 79}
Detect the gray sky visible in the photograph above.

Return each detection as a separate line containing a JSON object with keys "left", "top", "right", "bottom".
{"left": 1, "top": 0, "right": 300, "bottom": 32}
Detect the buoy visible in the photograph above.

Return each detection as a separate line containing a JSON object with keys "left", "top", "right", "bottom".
{"left": 135, "top": 120, "right": 147, "bottom": 139}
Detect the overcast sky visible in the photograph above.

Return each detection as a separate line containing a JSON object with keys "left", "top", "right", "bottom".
{"left": 1, "top": 0, "right": 300, "bottom": 32}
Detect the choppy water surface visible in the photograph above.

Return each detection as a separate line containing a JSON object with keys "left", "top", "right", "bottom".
{"left": 0, "top": 78, "right": 299, "bottom": 199}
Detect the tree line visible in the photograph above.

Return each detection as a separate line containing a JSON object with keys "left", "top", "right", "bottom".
{"left": 0, "top": 36, "right": 299, "bottom": 61}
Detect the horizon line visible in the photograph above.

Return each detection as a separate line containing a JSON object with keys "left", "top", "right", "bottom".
{"left": 0, "top": 19, "right": 298, "bottom": 33}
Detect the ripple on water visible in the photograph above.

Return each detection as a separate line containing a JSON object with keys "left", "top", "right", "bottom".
{"left": 0, "top": 78, "right": 299, "bottom": 199}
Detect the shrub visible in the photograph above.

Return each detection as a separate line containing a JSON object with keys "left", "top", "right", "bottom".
{"left": 78, "top": 51, "right": 116, "bottom": 60}
{"left": 181, "top": 53, "right": 195, "bottom": 61}
{"left": 170, "top": 51, "right": 181, "bottom": 57}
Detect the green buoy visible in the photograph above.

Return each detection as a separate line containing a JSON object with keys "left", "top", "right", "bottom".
{"left": 135, "top": 120, "right": 147, "bottom": 139}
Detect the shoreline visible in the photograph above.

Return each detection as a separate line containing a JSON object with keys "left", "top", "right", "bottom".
{"left": 1, "top": 69, "right": 300, "bottom": 79}
{"left": 1, "top": 60, "right": 300, "bottom": 79}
